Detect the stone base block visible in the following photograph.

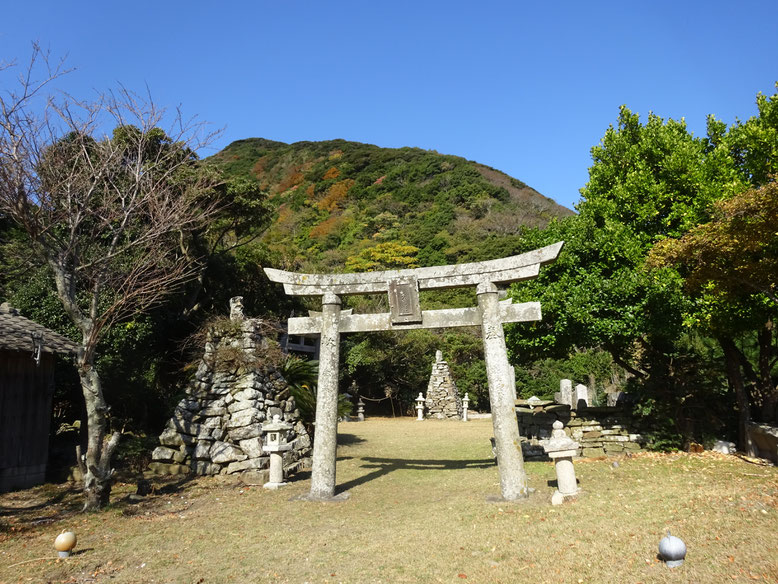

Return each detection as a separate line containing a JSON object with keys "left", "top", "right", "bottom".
{"left": 551, "top": 489, "right": 578, "bottom": 506}
{"left": 148, "top": 462, "right": 191, "bottom": 476}
{"left": 239, "top": 469, "right": 270, "bottom": 485}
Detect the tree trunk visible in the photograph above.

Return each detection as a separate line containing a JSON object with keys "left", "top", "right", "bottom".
{"left": 757, "top": 322, "right": 777, "bottom": 422}
{"left": 719, "top": 336, "right": 754, "bottom": 455}
{"left": 77, "top": 352, "right": 121, "bottom": 511}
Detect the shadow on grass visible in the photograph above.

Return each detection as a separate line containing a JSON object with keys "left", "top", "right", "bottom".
{"left": 337, "top": 433, "right": 366, "bottom": 446}
{"left": 337, "top": 456, "right": 495, "bottom": 493}
{"left": 0, "top": 485, "right": 79, "bottom": 517}
{"left": 545, "top": 478, "right": 581, "bottom": 489}
{"left": 0, "top": 484, "right": 82, "bottom": 533}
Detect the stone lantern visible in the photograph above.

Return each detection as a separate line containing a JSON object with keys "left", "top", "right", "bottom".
{"left": 462, "top": 392, "right": 470, "bottom": 422}
{"left": 415, "top": 393, "right": 425, "bottom": 421}
{"left": 357, "top": 398, "right": 365, "bottom": 422}
{"left": 543, "top": 420, "right": 580, "bottom": 505}
{"left": 262, "top": 414, "right": 293, "bottom": 489}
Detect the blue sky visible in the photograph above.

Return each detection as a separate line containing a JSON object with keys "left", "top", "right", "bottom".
{"left": 2, "top": 1, "right": 776, "bottom": 210}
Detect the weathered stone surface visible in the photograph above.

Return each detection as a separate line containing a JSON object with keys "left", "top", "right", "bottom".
{"left": 200, "top": 406, "right": 227, "bottom": 417}
{"left": 194, "top": 441, "right": 213, "bottom": 459}
{"left": 746, "top": 422, "right": 778, "bottom": 464}
{"left": 180, "top": 399, "right": 201, "bottom": 411}
{"left": 226, "top": 409, "right": 262, "bottom": 429}
{"left": 173, "top": 407, "right": 194, "bottom": 423}
{"left": 200, "top": 416, "right": 222, "bottom": 430}
{"left": 168, "top": 419, "right": 201, "bottom": 436}
{"left": 228, "top": 399, "right": 258, "bottom": 414}
{"left": 211, "top": 441, "right": 247, "bottom": 464}
{"left": 292, "top": 433, "right": 311, "bottom": 451}
{"left": 228, "top": 424, "right": 262, "bottom": 441}
{"left": 240, "top": 469, "right": 270, "bottom": 485}
{"left": 556, "top": 379, "right": 573, "bottom": 407}
{"left": 712, "top": 440, "right": 736, "bottom": 455}
{"left": 582, "top": 447, "right": 605, "bottom": 457}
{"left": 151, "top": 315, "right": 313, "bottom": 479}
{"left": 574, "top": 384, "right": 590, "bottom": 409}
{"left": 159, "top": 428, "right": 184, "bottom": 447}
{"left": 225, "top": 458, "right": 266, "bottom": 474}
{"left": 148, "top": 462, "right": 190, "bottom": 475}
{"left": 152, "top": 446, "right": 178, "bottom": 462}
{"left": 234, "top": 388, "right": 262, "bottom": 401}
{"left": 191, "top": 461, "right": 221, "bottom": 475}
{"left": 239, "top": 437, "right": 264, "bottom": 458}
{"left": 172, "top": 447, "right": 189, "bottom": 464}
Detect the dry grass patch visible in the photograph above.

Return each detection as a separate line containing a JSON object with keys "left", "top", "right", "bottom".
{"left": 1, "top": 417, "right": 777, "bottom": 583}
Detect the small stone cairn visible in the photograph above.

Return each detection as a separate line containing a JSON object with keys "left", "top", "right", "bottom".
{"left": 425, "top": 350, "right": 462, "bottom": 420}
{"left": 149, "top": 297, "right": 312, "bottom": 481}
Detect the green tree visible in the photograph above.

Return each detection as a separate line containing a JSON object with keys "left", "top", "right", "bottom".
{"left": 506, "top": 105, "right": 744, "bottom": 448}
{"left": 649, "top": 180, "right": 778, "bottom": 444}
{"left": 345, "top": 240, "right": 420, "bottom": 272}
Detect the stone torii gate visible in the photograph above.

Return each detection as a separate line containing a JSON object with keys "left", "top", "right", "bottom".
{"left": 264, "top": 241, "right": 563, "bottom": 501}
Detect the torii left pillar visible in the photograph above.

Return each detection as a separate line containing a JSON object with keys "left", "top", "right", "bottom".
{"left": 308, "top": 292, "right": 345, "bottom": 500}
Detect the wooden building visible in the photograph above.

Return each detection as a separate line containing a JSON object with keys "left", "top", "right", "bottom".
{"left": 0, "top": 302, "right": 77, "bottom": 492}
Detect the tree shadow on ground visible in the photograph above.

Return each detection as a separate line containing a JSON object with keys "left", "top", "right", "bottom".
{"left": 0, "top": 484, "right": 82, "bottom": 532}
{"left": 336, "top": 456, "right": 494, "bottom": 493}
{"left": 337, "top": 433, "right": 366, "bottom": 446}
{"left": 0, "top": 485, "right": 78, "bottom": 517}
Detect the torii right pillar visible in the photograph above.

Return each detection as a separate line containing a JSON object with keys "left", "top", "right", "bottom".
{"left": 477, "top": 281, "right": 528, "bottom": 500}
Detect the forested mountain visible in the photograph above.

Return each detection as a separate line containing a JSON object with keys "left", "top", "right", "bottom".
{"left": 208, "top": 138, "right": 573, "bottom": 273}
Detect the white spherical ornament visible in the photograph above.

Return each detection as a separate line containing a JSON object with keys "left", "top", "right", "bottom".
{"left": 54, "top": 530, "right": 77, "bottom": 558}
{"left": 658, "top": 531, "right": 686, "bottom": 568}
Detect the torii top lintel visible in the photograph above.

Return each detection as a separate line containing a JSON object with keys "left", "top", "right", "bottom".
{"left": 264, "top": 241, "right": 564, "bottom": 297}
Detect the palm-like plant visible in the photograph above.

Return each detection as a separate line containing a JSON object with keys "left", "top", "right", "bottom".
{"left": 279, "top": 356, "right": 352, "bottom": 424}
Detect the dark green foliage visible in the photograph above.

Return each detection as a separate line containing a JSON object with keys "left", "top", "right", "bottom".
{"left": 6, "top": 267, "right": 175, "bottom": 430}
{"left": 507, "top": 86, "right": 778, "bottom": 450}
{"left": 113, "top": 433, "right": 160, "bottom": 476}
{"left": 279, "top": 356, "right": 352, "bottom": 423}
{"left": 513, "top": 349, "right": 620, "bottom": 404}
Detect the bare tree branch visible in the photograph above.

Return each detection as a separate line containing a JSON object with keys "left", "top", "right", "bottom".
{"left": 0, "top": 46, "right": 223, "bottom": 510}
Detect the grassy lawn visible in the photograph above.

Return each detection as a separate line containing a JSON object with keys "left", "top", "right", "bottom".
{"left": 1, "top": 417, "right": 777, "bottom": 583}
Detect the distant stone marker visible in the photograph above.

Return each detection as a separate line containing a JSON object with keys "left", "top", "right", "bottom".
{"left": 265, "top": 241, "right": 563, "bottom": 501}
{"left": 425, "top": 351, "right": 462, "bottom": 420}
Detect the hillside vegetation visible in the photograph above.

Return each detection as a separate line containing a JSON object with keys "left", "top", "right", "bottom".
{"left": 209, "top": 138, "right": 573, "bottom": 273}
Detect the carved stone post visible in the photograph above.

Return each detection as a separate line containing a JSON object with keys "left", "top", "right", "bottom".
{"left": 309, "top": 292, "right": 342, "bottom": 499}
{"left": 477, "top": 281, "right": 528, "bottom": 500}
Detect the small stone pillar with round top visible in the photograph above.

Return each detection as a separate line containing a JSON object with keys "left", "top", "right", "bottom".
{"left": 543, "top": 420, "right": 580, "bottom": 505}
{"left": 462, "top": 392, "right": 470, "bottom": 422}
{"left": 262, "top": 414, "right": 293, "bottom": 489}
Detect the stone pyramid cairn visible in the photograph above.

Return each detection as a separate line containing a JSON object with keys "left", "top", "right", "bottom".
{"left": 149, "top": 297, "right": 312, "bottom": 480}
{"left": 425, "top": 350, "right": 463, "bottom": 420}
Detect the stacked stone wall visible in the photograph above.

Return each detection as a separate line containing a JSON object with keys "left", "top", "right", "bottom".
{"left": 516, "top": 401, "right": 645, "bottom": 459}
{"left": 149, "top": 317, "right": 312, "bottom": 480}
{"left": 425, "top": 351, "right": 462, "bottom": 420}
